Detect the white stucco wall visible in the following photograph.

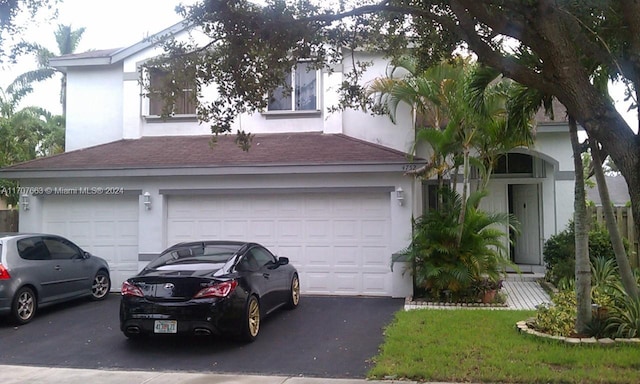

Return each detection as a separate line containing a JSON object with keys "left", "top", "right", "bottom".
{"left": 531, "top": 130, "right": 574, "bottom": 172}
{"left": 63, "top": 36, "right": 416, "bottom": 153}
{"left": 65, "top": 64, "right": 124, "bottom": 150}
{"left": 341, "top": 52, "right": 416, "bottom": 153}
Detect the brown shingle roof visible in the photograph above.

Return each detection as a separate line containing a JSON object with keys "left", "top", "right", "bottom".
{"left": 3, "top": 133, "right": 413, "bottom": 171}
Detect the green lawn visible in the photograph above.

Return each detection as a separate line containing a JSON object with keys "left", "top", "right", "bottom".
{"left": 369, "top": 309, "right": 640, "bottom": 383}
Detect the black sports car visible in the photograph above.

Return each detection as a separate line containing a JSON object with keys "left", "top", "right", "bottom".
{"left": 119, "top": 241, "right": 299, "bottom": 341}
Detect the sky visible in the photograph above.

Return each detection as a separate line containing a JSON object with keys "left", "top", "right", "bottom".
{"left": 0, "top": 0, "right": 637, "bottom": 131}
{"left": 1, "top": 0, "right": 193, "bottom": 115}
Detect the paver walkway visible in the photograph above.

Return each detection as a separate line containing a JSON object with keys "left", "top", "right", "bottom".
{"left": 404, "top": 274, "right": 551, "bottom": 311}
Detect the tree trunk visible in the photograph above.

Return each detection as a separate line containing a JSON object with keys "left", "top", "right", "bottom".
{"left": 569, "top": 117, "right": 591, "bottom": 333}
{"left": 589, "top": 137, "right": 640, "bottom": 300}
{"left": 456, "top": 146, "right": 470, "bottom": 246}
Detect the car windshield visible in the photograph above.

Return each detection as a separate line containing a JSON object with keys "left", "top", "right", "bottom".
{"left": 146, "top": 244, "right": 240, "bottom": 270}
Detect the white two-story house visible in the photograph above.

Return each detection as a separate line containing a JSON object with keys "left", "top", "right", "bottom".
{"left": 0, "top": 22, "right": 576, "bottom": 297}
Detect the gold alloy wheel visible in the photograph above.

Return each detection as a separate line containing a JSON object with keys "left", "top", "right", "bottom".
{"left": 248, "top": 298, "right": 260, "bottom": 337}
{"left": 291, "top": 276, "right": 300, "bottom": 306}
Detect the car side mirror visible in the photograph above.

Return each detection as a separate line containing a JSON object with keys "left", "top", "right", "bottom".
{"left": 277, "top": 257, "right": 289, "bottom": 266}
{"left": 83, "top": 251, "right": 91, "bottom": 259}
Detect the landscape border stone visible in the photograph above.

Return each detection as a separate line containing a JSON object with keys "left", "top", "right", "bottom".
{"left": 515, "top": 320, "right": 640, "bottom": 346}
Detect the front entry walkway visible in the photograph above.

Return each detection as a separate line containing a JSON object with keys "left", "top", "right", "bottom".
{"left": 404, "top": 274, "right": 551, "bottom": 311}
{"left": 503, "top": 280, "right": 551, "bottom": 310}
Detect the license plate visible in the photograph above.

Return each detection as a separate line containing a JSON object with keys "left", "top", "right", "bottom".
{"left": 154, "top": 320, "right": 177, "bottom": 334}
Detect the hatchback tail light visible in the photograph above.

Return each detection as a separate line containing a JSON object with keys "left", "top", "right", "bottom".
{"left": 194, "top": 280, "right": 238, "bottom": 299}
{"left": 121, "top": 281, "right": 144, "bottom": 297}
{"left": 0, "top": 264, "right": 10, "bottom": 280}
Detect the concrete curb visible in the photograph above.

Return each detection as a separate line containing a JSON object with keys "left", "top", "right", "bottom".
{"left": 1, "top": 365, "right": 421, "bottom": 384}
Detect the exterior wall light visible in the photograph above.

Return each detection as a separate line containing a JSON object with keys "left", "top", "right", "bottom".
{"left": 143, "top": 192, "right": 152, "bottom": 210}
{"left": 21, "top": 194, "right": 30, "bottom": 211}
{"left": 396, "top": 187, "right": 404, "bottom": 206}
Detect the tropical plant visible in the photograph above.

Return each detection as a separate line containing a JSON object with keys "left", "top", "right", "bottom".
{"left": 12, "top": 24, "right": 86, "bottom": 115}
{"left": 407, "top": 188, "right": 517, "bottom": 300}
{"left": 0, "top": 77, "right": 64, "bottom": 204}
{"left": 367, "top": 56, "right": 466, "bottom": 189}
{"left": 606, "top": 295, "right": 640, "bottom": 338}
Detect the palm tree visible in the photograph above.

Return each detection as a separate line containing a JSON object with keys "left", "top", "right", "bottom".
{"left": 13, "top": 24, "right": 86, "bottom": 115}
{"left": 367, "top": 57, "right": 467, "bottom": 197}
{"left": 407, "top": 188, "right": 517, "bottom": 299}
{"left": 466, "top": 63, "right": 597, "bottom": 332}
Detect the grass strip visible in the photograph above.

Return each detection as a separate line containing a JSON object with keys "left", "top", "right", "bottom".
{"left": 369, "top": 309, "right": 640, "bottom": 383}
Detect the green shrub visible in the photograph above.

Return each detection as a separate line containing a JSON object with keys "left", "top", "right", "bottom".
{"left": 543, "top": 221, "right": 629, "bottom": 285}
{"left": 535, "top": 257, "right": 640, "bottom": 339}
{"left": 534, "top": 290, "right": 577, "bottom": 336}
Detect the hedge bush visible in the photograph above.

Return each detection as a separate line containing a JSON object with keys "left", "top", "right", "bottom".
{"left": 543, "top": 221, "right": 628, "bottom": 285}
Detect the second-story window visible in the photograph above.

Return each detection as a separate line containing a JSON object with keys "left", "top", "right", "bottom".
{"left": 268, "top": 62, "right": 318, "bottom": 111}
{"left": 148, "top": 67, "right": 196, "bottom": 116}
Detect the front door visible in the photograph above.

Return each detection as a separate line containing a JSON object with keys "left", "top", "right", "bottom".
{"left": 510, "top": 184, "right": 541, "bottom": 265}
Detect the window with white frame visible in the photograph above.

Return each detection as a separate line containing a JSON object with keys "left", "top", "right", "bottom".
{"left": 147, "top": 67, "right": 196, "bottom": 116}
{"left": 268, "top": 62, "right": 318, "bottom": 111}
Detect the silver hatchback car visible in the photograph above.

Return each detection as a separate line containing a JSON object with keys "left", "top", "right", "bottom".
{"left": 0, "top": 233, "right": 111, "bottom": 324}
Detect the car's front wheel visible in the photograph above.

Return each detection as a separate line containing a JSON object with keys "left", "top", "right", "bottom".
{"left": 11, "top": 287, "right": 36, "bottom": 325}
{"left": 285, "top": 273, "right": 300, "bottom": 309}
{"left": 91, "top": 271, "right": 111, "bottom": 300}
{"left": 241, "top": 295, "right": 261, "bottom": 342}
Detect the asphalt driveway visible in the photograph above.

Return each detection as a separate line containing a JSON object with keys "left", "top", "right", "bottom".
{"left": 0, "top": 294, "right": 402, "bottom": 378}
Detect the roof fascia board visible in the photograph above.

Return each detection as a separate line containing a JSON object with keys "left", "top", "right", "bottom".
{"left": 110, "top": 21, "right": 190, "bottom": 63}
{"left": 49, "top": 56, "right": 113, "bottom": 67}
{"left": 49, "top": 20, "right": 189, "bottom": 69}
{"left": 0, "top": 163, "right": 420, "bottom": 179}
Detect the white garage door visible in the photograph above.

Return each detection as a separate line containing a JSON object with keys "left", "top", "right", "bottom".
{"left": 167, "top": 193, "right": 392, "bottom": 296}
{"left": 42, "top": 195, "right": 139, "bottom": 290}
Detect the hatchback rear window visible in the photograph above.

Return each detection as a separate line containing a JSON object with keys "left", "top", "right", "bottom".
{"left": 147, "top": 244, "right": 240, "bottom": 269}
{"left": 17, "top": 238, "right": 51, "bottom": 260}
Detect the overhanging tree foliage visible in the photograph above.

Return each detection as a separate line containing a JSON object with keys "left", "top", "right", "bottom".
{"left": 154, "top": 0, "right": 640, "bottom": 245}
{"left": 0, "top": 0, "right": 60, "bottom": 62}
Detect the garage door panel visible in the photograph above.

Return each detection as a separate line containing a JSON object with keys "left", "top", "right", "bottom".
{"left": 334, "top": 272, "right": 360, "bottom": 294}
{"left": 278, "top": 220, "right": 304, "bottom": 240}
{"left": 306, "top": 246, "right": 332, "bottom": 267}
{"left": 167, "top": 193, "right": 391, "bottom": 296}
{"left": 223, "top": 220, "right": 250, "bottom": 239}
{"left": 42, "top": 195, "right": 139, "bottom": 292}
{"left": 362, "top": 247, "right": 388, "bottom": 266}
{"left": 334, "top": 246, "right": 359, "bottom": 266}
{"left": 306, "top": 220, "right": 331, "bottom": 240}
{"left": 334, "top": 220, "right": 359, "bottom": 240}
{"left": 66, "top": 221, "right": 92, "bottom": 239}
{"left": 251, "top": 220, "right": 276, "bottom": 239}
{"left": 304, "top": 272, "right": 332, "bottom": 294}
{"left": 333, "top": 200, "right": 359, "bottom": 217}
{"left": 362, "top": 273, "right": 389, "bottom": 294}
{"left": 305, "top": 199, "right": 332, "bottom": 217}
{"left": 224, "top": 200, "right": 249, "bottom": 215}
{"left": 362, "top": 220, "right": 389, "bottom": 242}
